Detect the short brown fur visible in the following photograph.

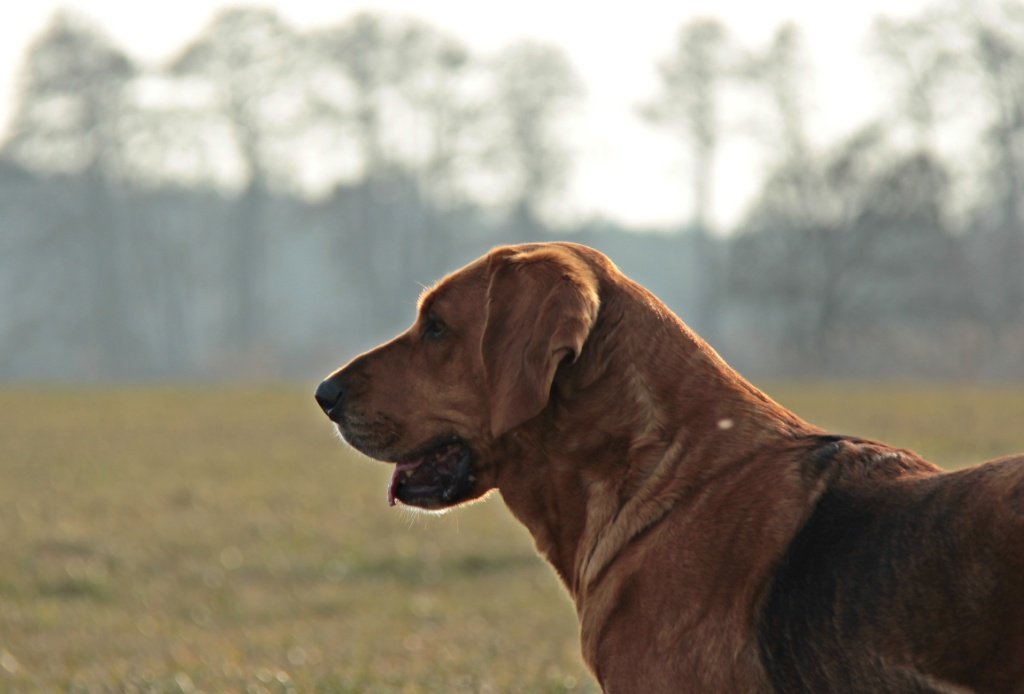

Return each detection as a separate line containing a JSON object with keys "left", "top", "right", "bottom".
{"left": 319, "top": 243, "right": 1024, "bottom": 693}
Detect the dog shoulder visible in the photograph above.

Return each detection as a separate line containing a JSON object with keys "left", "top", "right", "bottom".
{"left": 758, "top": 438, "right": 1024, "bottom": 691}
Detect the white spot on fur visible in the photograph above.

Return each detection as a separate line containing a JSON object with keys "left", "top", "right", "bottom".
{"left": 717, "top": 418, "right": 734, "bottom": 430}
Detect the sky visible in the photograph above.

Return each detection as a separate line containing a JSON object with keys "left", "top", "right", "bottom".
{"left": 0, "top": 0, "right": 931, "bottom": 230}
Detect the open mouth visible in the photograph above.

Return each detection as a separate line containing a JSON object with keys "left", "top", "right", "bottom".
{"left": 388, "top": 438, "right": 474, "bottom": 509}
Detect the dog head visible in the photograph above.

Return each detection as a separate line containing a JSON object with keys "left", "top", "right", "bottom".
{"left": 315, "top": 243, "right": 601, "bottom": 510}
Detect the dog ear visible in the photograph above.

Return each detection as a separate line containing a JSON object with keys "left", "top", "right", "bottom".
{"left": 481, "top": 247, "right": 600, "bottom": 438}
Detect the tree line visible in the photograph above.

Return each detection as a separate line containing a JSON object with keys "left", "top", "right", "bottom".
{"left": 1, "top": 3, "right": 1022, "bottom": 381}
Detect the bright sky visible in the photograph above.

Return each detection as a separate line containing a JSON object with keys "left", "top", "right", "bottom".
{"left": 0, "top": 0, "right": 930, "bottom": 229}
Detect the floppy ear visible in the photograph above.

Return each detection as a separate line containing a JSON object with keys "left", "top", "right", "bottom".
{"left": 481, "top": 248, "right": 600, "bottom": 437}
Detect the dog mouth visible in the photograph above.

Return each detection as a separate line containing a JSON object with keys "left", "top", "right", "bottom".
{"left": 387, "top": 438, "right": 475, "bottom": 509}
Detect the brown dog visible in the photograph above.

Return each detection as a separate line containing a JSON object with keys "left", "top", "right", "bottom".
{"left": 315, "top": 242, "right": 1024, "bottom": 692}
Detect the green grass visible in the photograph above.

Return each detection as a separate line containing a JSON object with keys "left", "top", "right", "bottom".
{"left": 1, "top": 384, "right": 1022, "bottom": 692}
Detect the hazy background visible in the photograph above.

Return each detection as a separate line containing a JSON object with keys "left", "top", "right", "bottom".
{"left": 4, "top": 4, "right": 1024, "bottom": 691}
{"left": 2, "top": 0, "right": 1023, "bottom": 382}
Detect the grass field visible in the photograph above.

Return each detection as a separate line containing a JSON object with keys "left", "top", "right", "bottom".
{"left": 2, "top": 383, "right": 1023, "bottom": 693}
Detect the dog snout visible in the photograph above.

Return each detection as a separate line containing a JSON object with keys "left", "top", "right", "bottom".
{"left": 315, "top": 377, "right": 346, "bottom": 421}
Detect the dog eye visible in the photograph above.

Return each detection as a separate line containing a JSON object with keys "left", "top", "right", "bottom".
{"left": 423, "top": 313, "right": 446, "bottom": 340}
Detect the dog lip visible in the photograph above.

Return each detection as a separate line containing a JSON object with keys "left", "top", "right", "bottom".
{"left": 388, "top": 439, "right": 473, "bottom": 508}
{"left": 388, "top": 461, "right": 421, "bottom": 507}
{"left": 385, "top": 435, "right": 463, "bottom": 505}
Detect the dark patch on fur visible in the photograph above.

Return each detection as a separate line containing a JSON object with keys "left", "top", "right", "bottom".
{"left": 800, "top": 434, "right": 849, "bottom": 482}
{"left": 754, "top": 440, "right": 1023, "bottom": 692}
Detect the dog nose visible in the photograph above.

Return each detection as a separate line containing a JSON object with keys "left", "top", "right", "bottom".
{"left": 315, "top": 378, "right": 345, "bottom": 418}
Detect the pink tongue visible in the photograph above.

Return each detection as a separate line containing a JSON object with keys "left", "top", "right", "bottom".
{"left": 388, "top": 460, "right": 422, "bottom": 506}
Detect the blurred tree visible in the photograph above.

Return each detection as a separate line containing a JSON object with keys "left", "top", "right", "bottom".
{"left": 2, "top": 11, "right": 138, "bottom": 376}
{"left": 309, "top": 13, "right": 487, "bottom": 340}
{"left": 396, "top": 26, "right": 486, "bottom": 276}
{"left": 170, "top": 7, "right": 305, "bottom": 350}
{"left": 870, "top": 0, "right": 1024, "bottom": 345}
{"left": 3, "top": 4, "right": 1019, "bottom": 381}
{"left": 963, "top": 3, "right": 1024, "bottom": 326}
{"left": 871, "top": 11, "right": 959, "bottom": 152}
{"left": 642, "top": 19, "right": 733, "bottom": 233}
{"left": 398, "top": 25, "right": 483, "bottom": 212}
{"left": 641, "top": 19, "right": 734, "bottom": 342}
{"left": 311, "top": 13, "right": 399, "bottom": 181}
{"left": 490, "top": 41, "right": 583, "bottom": 238}
{"left": 4, "top": 11, "right": 134, "bottom": 174}
{"left": 312, "top": 14, "right": 482, "bottom": 273}
{"left": 741, "top": 22, "right": 811, "bottom": 165}
{"left": 731, "top": 129, "right": 969, "bottom": 374}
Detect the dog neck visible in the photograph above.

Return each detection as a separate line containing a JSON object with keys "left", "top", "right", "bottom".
{"left": 494, "top": 276, "right": 815, "bottom": 603}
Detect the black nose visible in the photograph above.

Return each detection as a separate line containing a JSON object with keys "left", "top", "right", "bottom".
{"left": 315, "top": 379, "right": 344, "bottom": 418}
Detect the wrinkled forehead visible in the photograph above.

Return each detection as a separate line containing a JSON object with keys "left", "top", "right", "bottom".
{"left": 416, "top": 254, "right": 492, "bottom": 317}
